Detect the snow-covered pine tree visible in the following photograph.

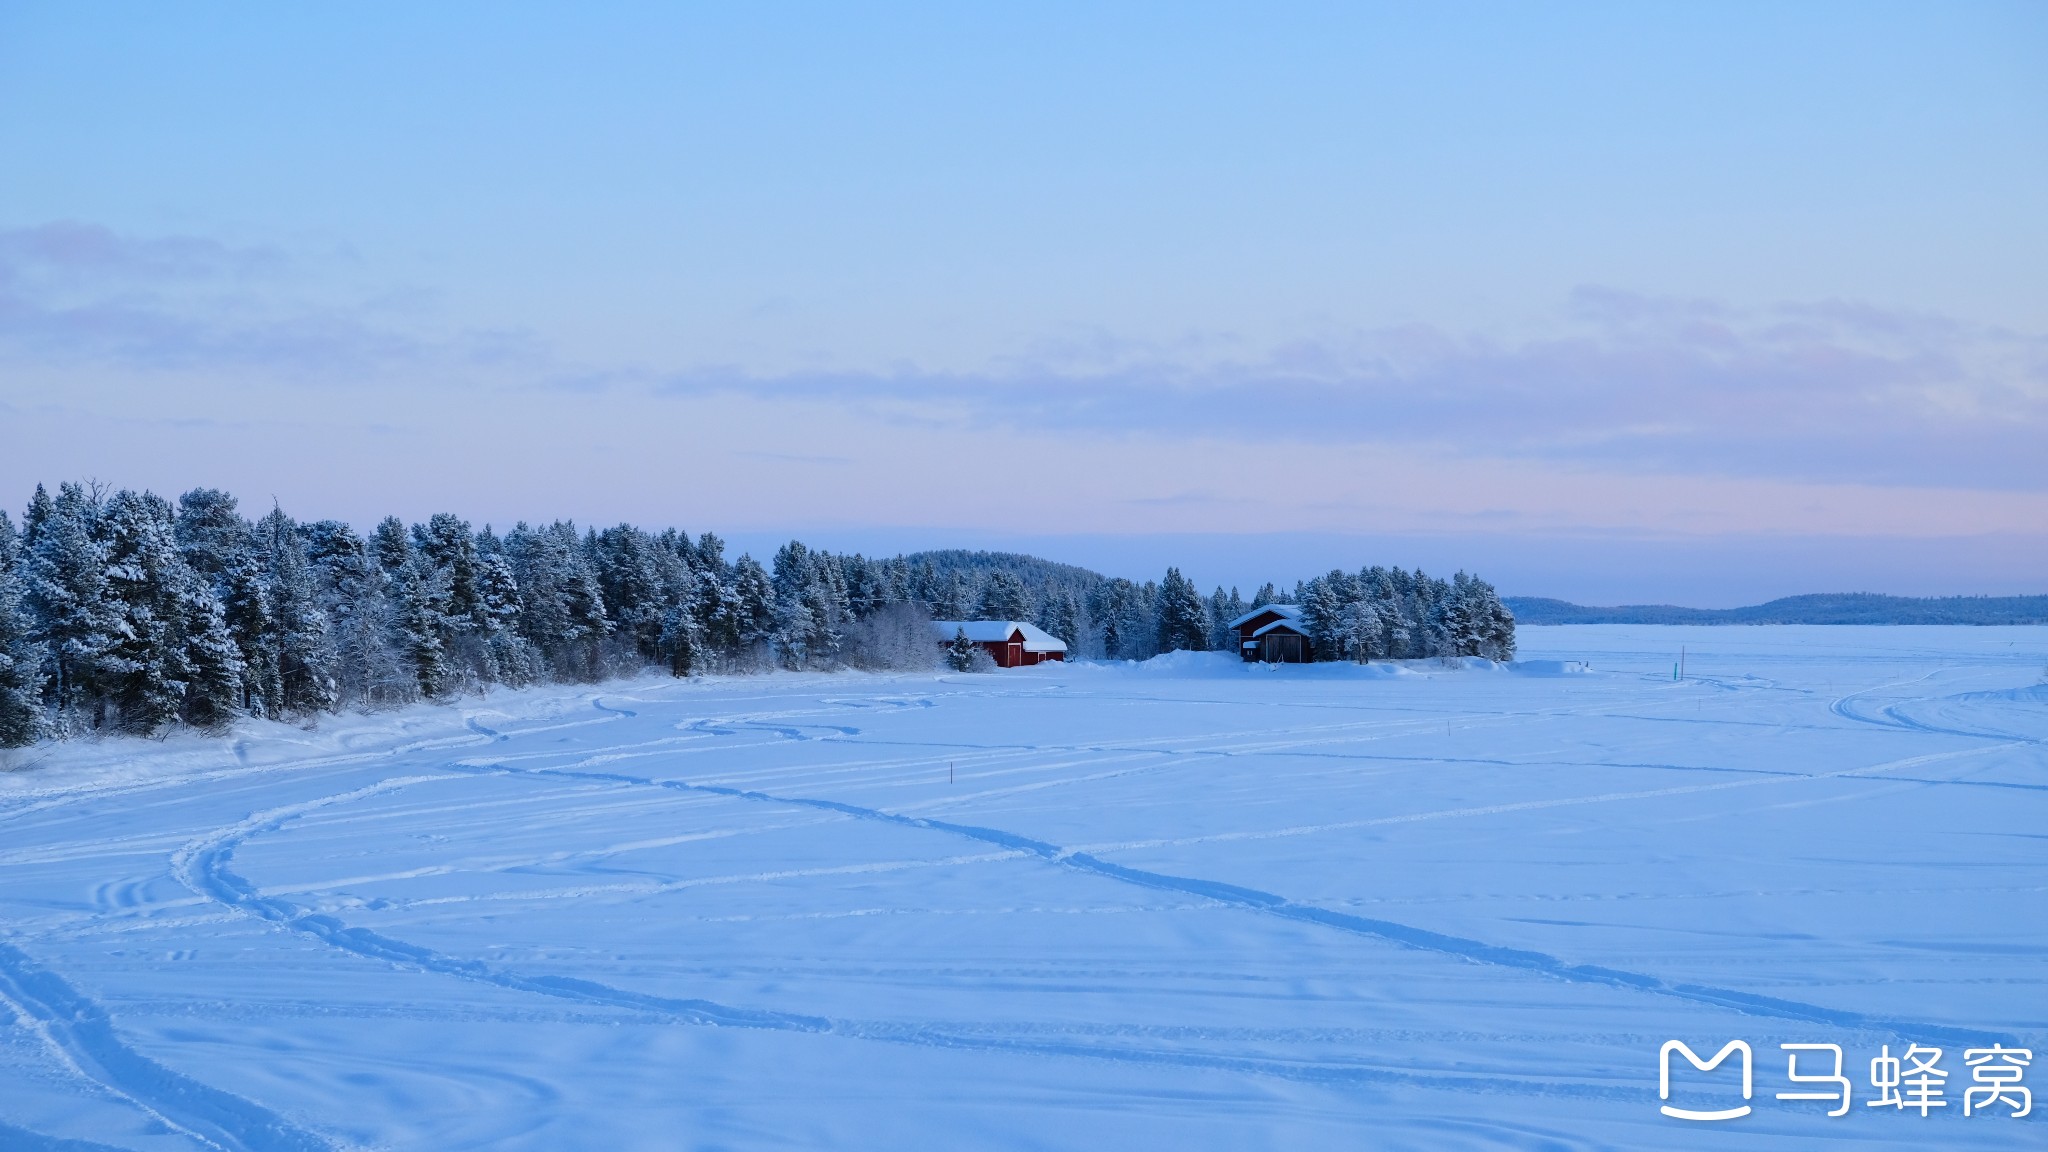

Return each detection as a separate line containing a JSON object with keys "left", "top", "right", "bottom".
{"left": 908, "top": 559, "right": 941, "bottom": 614}
{"left": 220, "top": 549, "right": 279, "bottom": 716}
{"left": 504, "top": 522, "right": 609, "bottom": 680}
{"left": 305, "top": 520, "right": 405, "bottom": 707}
{"left": 560, "top": 525, "right": 613, "bottom": 678}
{"left": 1450, "top": 572, "right": 1488, "bottom": 658}
{"left": 371, "top": 517, "right": 413, "bottom": 576}
{"left": 1497, "top": 607, "right": 1518, "bottom": 661}
{"left": 1043, "top": 588, "right": 1081, "bottom": 649}
{"left": 680, "top": 534, "right": 733, "bottom": 669}
{"left": 879, "top": 556, "right": 912, "bottom": 607}
{"left": 592, "top": 524, "right": 666, "bottom": 664}
{"left": 1155, "top": 568, "right": 1208, "bottom": 653}
{"left": 389, "top": 559, "right": 449, "bottom": 699}
{"left": 21, "top": 484, "right": 54, "bottom": 552}
{"left": 98, "top": 490, "right": 236, "bottom": 734}
{"left": 473, "top": 545, "right": 537, "bottom": 687}
{"left": 770, "top": 541, "right": 811, "bottom": 603}
{"left": 659, "top": 597, "right": 698, "bottom": 676}
{"left": 1031, "top": 579, "right": 1071, "bottom": 647}
{"left": 655, "top": 528, "right": 693, "bottom": 592}
{"left": 693, "top": 532, "right": 726, "bottom": 574}
{"left": 1482, "top": 582, "right": 1516, "bottom": 661}
{"left": 976, "top": 570, "right": 1031, "bottom": 621}
{"left": 803, "top": 561, "right": 847, "bottom": 665}
{"left": 417, "top": 514, "right": 501, "bottom": 689}
{"left": 1089, "top": 580, "right": 1126, "bottom": 659}
{"left": 0, "top": 511, "right": 47, "bottom": 747}
{"left": 773, "top": 597, "right": 816, "bottom": 670}
{"left": 945, "top": 626, "right": 980, "bottom": 672}
{"left": 259, "top": 507, "right": 336, "bottom": 714}
{"left": 26, "top": 483, "right": 122, "bottom": 728}
{"left": 1418, "top": 571, "right": 1455, "bottom": 658}
{"left": 1299, "top": 576, "right": 1347, "bottom": 660}
{"left": 731, "top": 555, "right": 777, "bottom": 664}
{"left": 839, "top": 553, "right": 878, "bottom": 619}
{"left": 415, "top": 514, "right": 482, "bottom": 626}
{"left": 1342, "top": 599, "right": 1385, "bottom": 663}
{"left": 370, "top": 526, "right": 447, "bottom": 698}
{"left": 935, "top": 571, "right": 969, "bottom": 621}
{"left": 173, "top": 489, "right": 250, "bottom": 588}
{"left": 770, "top": 541, "right": 816, "bottom": 669}
{"left": 503, "top": 523, "right": 561, "bottom": 665}
{"left": 173, "top": 560, "right": 246, "bottom": 732}
{"left": 1135, "top": 580, "right": 1161, "bottom": 659}
{"left": 1209, "top": 586, "right": 1243, "bottom": 651}
{"left": 691, "top": 565, "right": 739, "bottom": 669}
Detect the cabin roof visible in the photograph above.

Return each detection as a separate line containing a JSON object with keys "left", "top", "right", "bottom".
{"left": 1225, "top": 603, "right": 1302, "bottom": 629}
{"left": 1251, "top": 617, "right": 1310, "bottom": 638}
{"left": 930, "top": 620, "right": 1069, "bottom": 653}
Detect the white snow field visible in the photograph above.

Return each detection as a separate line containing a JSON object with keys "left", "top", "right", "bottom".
{"left": 1, "top": 626, "right": 2043, "bottom": 1151}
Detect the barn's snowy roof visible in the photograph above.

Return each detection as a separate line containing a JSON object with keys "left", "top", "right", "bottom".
{"left": 1226, "top": 604, "right": 1302, "bottom": 629}
{"left": 930, "top": 620, "right": 1069, "bottom": 653}
{"left": 1251, "top": 617, "right": 1309, "bottom": 638}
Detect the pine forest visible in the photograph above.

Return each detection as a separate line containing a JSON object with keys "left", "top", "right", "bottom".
{"left": 0, "top": 483, "right": 1515, "bottom": 747}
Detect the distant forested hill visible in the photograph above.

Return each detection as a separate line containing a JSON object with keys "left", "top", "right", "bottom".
{"left": 1506, "top": 593, "right": 2048, "bottom": 625}
{"left": 898, "top": 549, "right": 1109, "bottom": 600}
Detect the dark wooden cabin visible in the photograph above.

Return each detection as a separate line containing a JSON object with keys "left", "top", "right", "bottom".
{"left": 1227, "top": 604, "right": 1312, "bottom": 663}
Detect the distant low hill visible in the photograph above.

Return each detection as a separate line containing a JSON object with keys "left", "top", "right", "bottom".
{"left": 898, "top": 549, "right": 1110, "bottom": 599}
{"left": 1505, "top": 593, "right": 2048, "bottom": 626}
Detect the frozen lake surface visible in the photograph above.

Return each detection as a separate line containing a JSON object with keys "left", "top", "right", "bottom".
{"left": 2, "top": 626, "right": 2043, "bottom": 1150}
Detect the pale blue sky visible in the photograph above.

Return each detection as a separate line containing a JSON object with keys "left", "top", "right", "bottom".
{"left": 2, "top": 3, "right": 2043, "bottom": 602}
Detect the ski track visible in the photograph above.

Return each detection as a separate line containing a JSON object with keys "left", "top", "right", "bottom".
{"left": 170, "top": 778, "right": 1636, "bottom": 1102}
{"left": 0, "top": 940, "right": 336, "bottom": 1152}
{"left": 0, "top": 1121, "right": 136, "bottom": 1152}
{"left": 452, "top": 756, "right": 2016, "bottom": 1052}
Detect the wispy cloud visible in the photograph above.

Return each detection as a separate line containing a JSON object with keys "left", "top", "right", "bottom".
{"left": 0, "top": 221, "right": 521, "bottom": 380}
{"left": 7, "top": 222, "right": 2041, "bottom": 495}
{"left": 0, "top": 220, "right": 286, "bottom": 282}
{"left": 657, "top": 289, "right": 2048, "bottom": 491}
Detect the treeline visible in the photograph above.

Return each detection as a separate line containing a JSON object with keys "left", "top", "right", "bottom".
{"left": 1291, "top": 568, "right": 1516, "bottom": 662}
{"left": 0, "top": 483, "right": 1513, "bottom": 747}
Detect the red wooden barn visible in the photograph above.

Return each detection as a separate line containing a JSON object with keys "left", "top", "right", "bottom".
{"left": 930, "top": 621, "right": 1069, "bottom": 668}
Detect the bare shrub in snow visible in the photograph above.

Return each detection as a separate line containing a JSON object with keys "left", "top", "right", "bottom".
{"left": 842, "top": 603, "right": 940, "bottom": 671}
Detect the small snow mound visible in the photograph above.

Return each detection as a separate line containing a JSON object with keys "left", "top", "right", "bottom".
{"left": 1132, "top": 651, "right": 1247, "bottom": 677}
{"left": 1953, "top": 682, "right": 2048, "bottom": 705}
{"left": 1508, "top": 659, "right": 1592, "bottom": 677}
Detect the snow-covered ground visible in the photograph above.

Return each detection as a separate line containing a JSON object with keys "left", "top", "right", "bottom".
{"left": 1, "top": 626, "right": 2043, "bottom": 1151}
